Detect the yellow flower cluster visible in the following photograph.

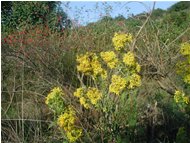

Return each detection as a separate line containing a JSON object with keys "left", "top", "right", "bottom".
{"left": 45, "top": 87, "right": 63, "bottom": 105}
{"left": 46, "top": 89, "right": 83, "bottom": 142}
{"left": 109, "top": 75, "right": 127, "bottom": 95}
{"left": 57, "top": 107, "right": 76, "bottom": 131}
{"left": 79, "top": 97, "right": 90, "bottom": 109}
{"left": 123, "top": 51, "right": 136, "bottom": 66}
{"left": 87, "top": 87, "right": 102, "bottom": 105}
{"left": 74, "top": 87, "right": 90, "bottom": 108}
{"left": 76, "top": 53, "right": 91, "bottom": 74}
{"left": 128, "top": 73, "right": 141, "bottom": 89}
{"left": 66, "top": 129, "right": 82, "bottom": 143}
{"left": 123, "top": 51, "right": 141, "bottom": 72}
{"left": 74, "top": 87, "right": 84, "bottom": 98}
{"left": 174, "top": 90, "right": 189, "bottom": 104}
{"left": 45, "top": 87, "right": 63, "bottom": 104}
{"left": 74, "top": 87, "right": 102, "bottom": 109}
{"left": 76, "top": 52, "right": 107, "bottom": 79}
{"left": 100, "top": 51, "right": 119, "bottom": 69}
{"left": 112, "top": 32, "right": 132, "bottom": 51}
{"left": 177, "top": 43, "right": 190, "bottom": 84}
{"left": 101, "top": 69, "right": 108, "bottom": 79}
{"left": 180, "top": 42, "right": 190, "bottom": 56}
{"left": 176, "top": 62, "right": 190, "bottom": 84}
{"left": 183, "top": 96, "right": 189, "bottom": 104}
{"left": 122, "top": 51, "right": 141, "bottom": 89}
{"left": 136, "top": 63, "right": 141, "bottom": 73}
{"left": 57, "top": 107, "right": 82, "bottom": 142}
{"left": 184, "top": 74, "right": 190, "bottom": 84}
{"left": 91, "top": 55, "right": 104, "bottom": 76}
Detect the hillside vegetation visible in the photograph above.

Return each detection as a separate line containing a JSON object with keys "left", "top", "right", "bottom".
{"left": 1, "top": 1, "right": 190, "bottom": 143}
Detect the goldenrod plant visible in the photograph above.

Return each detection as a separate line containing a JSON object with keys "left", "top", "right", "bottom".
{"left": 175, "top": 42, "right": 190, "bottom": 111}
{"left": 45, "top": 32, "right": 142, "bottom": 142}
{"left": 45, "top": 87, "right": 66, "bottom": 115}
{"left": 46, "top": 87, "right": 83, "bottom": 142}
{"left": 177, "top": 42, "right": 190, "bottom": 84}
{"left": 73, "top": 32, "right": 141, "bottom": 141}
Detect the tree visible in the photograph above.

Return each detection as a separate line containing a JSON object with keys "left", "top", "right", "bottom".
{"left": 1, "top": 1, "right": 71, "bottom": 33}
{"left": 56, "top": 6, "right": 72, "bottom": 30}
{"left": 151, "top": 8, "right": 166, "bottom": 19}
{"left": 115, "top": 15, "right": 126, "bottom": 21}
{"left": 168, "top": 1, "right": 190, "bottom": 12}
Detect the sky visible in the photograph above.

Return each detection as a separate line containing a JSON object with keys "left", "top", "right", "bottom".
{"left": 61, "top": 1, "right": 178, "bottom": 26}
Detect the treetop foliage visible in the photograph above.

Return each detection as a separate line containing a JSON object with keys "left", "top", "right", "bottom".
{"left": 1, "top": 1, "right": 71, "bottom": 33}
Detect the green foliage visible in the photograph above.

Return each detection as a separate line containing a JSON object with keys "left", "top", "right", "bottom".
{"left": 168, "top": 1, "right": 190, "bottom": 12}
{"left": 176, "top": 127, "right": 189, "bottom": 143}
{"left": 151, "top": 8, "right": 166, "bottom": 19}
{"left": 100, "top": 16, "right": 113, "bottom": 22}
{"left": 114, "top": 15, "right": 126, "bottom": 21}
{"left": 1, "top": 1, "right": 71, "bottom": 33}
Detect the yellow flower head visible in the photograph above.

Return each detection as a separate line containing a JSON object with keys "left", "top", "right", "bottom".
{"left": 91, "top": 55, "right": 104, "bottom": 77}
{"left": 136, "top": 63, "right": 141, "bottom": 73}
{"left": 79, "top": 97, "right": 90, "bottom": 109}
{"left": 180, "top": 42, "right": 190, "bottom": 56}
{"left": 57, "top": 107, "right": 76, "bottom": 131}
{"left": 123, "top": 51, "right": 136, "bottom": 66}
{"left": 109, "top": 75, "right": 127, "bottom": 95}
{"left": 112, "top": 32, "right": 132, "bottom": 51}
{"left": 76, "top": 52, "right": 104, "bottom": 77}
{"left": 57, "top": 107, "right": 82, "bottom": 142}
{"left": 100, "top": 51, "right": 118, "bottom": 69}
{"left": 52, "top": 87, "right": 62, "bottom": 93}
{"left": 73, "top": 87, "right": 90, "bottom": 109}
{"left": 76, "top": 53, "right": 92, "bottom": 74}
{"left": 128, "top": 73, "right": 141, "bottom": 89}
{"left": 184, "top": 74, "right": 190, "bottom": 84}
{"left": 45, "top": 87, "right": 63, "bottom": 105}
{"left": 183, "top": 96, "right": 189, "bottom": 104}
{"left": 87, "top": 87, "right": 102, "bottom": 105}
{"left": 74, "top": 87, "right": 102, "bottom": 108}
{"left": 74, "top": 87, "right": 85, "bottom": 98}
{"left": 101, "top": 69, "right": 108, "bottom": 79}
{"left": 174, "top": 90, "right": 189, "bottom": 105}
{"left": 174, "top": 90, "right": 185, "bottom": 103}
{"left": 66, "top": 128, "right": 82, "bottom": 142}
